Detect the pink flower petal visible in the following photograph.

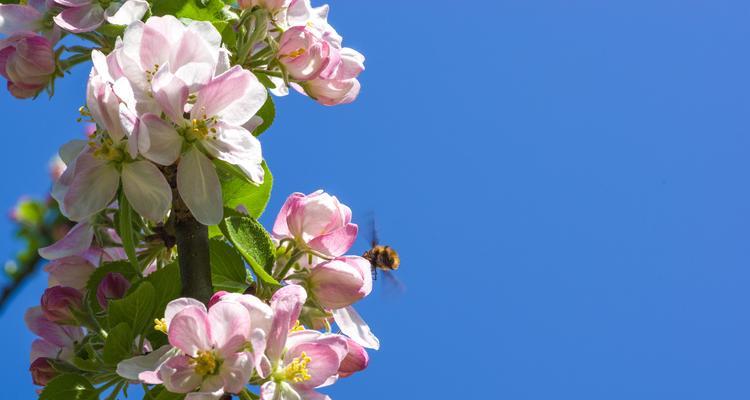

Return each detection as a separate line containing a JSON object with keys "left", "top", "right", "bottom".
{"left": 62, "top": 151, "right": 119, "bottom": 222}
{"left": 332, "top": 306, "right": 379, "bottom": 350}
{"left": 192, "top": 66, "right": 267, "bottom": 126}
{"left": 165, "top": 298, "right": 206, "bottom": 327}
{"left": 0, "top": 5, "right": 42, "bottom": 34}
{"left": 307, "top": 223, "right": 358, "bottom": 258}
{"left": 159, "top": 355, "right": 203, "bottom": 393}
{"left": 168, "top": 305, "right": 212, "bottom": 356}
{"left": 266, "top": 285, "right": 307, "bottom": 362}
{"left": 201, "top": 123, "right": 264, "bottom": 184}
{"left": 53, "top": 4, "right": 104, "bottom": 33}
{"left": 207, "top": 301, "right": 251, "bottom": 355}
{"left": 219, "top": 352, "right": 254, "bottom": 394}
{"left": 38, "top": 221, "right": 94, "bottom": 260}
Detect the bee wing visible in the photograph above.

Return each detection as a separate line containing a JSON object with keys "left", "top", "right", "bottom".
{"left": 381, "top": 270, "right": 406, "bottom": 297}
{"left": 366, "top": 212, "right": 379, "bottom": 247}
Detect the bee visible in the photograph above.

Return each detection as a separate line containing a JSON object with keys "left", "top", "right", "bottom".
{"left": 362, "top": 218, "right": 403, "bottom": 293}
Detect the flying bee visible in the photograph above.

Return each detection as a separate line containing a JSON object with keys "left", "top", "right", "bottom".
{"left": 363, "top": 218, "right": 404, "bottom": 293}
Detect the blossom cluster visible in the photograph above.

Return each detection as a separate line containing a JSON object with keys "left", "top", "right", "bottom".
{"left": 2, "top": 1, "right": 376, "bottom": 399}
{"left": 26, "top": 190, "right": 378, "bottom": 399}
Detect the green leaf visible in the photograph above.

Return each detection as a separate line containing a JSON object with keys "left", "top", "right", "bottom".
{"left": 117, "top": 192, "right": 140, "bottom": 273}
{"left": 221, "top": 216, "right": 278, "bottom": 285}
{"left": 252, "top": 94, "right": 275, "bottom": 136}
{"left": 144, "top": 262, "right": 181, "bottom": 316}
{"left": 214, "top": 21, "right": 236, "bottom": 48}
{"left": 209, "top": 238, "right": 251, "bottom": 292}
{"left": 109, "top": 281, "right": 156, "bottom": 337}
{"left": 154, "top": 389, "right": 187, "bottom": 400}
{"left": 216, "top": 160, "right": 273, "bottom": 218}
{"left": 152, "top": 0, "right": 229, "bottom": 22}
{"left": 98, "top": 24, "right": 126, "bottom": 38}
{"left": 40, "top": 374, "right": 97, "bottom": 400}
{"left": 103, "top": 323, "right": 133, "bottom": 365}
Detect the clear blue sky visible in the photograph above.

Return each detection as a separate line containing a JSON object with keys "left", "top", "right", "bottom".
{"left": 2, "top": 0, "right": 750, "bottom": 398}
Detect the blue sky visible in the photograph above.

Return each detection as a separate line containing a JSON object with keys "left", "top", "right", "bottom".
{"left": 2, "top": 0, "right": 750, "bottom": 398}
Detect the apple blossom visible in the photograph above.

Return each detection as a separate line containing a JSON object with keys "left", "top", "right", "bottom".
{"left": 338, "top": 337, "right": 368, "bottom": 378}
{"left": 140, "top": 65, "right": 267, "bottom": 225}
{"left": 259, "top": 285, "right": 349, "bottom": 400}
{"left": 53, "top": 0, "right": 148, "bottom": 33}
{"left": 273, "top": 190, "right": 358, "bottom": 257}
{"left": 0, "top": 32, "right": 55, "bottom": 99}
{"left": 43, "top": 255, "right": 95, "bottom": 291}
{"left": 40, "top": 286, "right": 84, "bottom": 325}
{"left": 29, "top": 358, "right": 57, "bottom": 386}
{"left": 96, "top": 272, "right": 131, "bottom": 309}
{"left": 308, "top": 256, "right": 372, "bottom": 309}
{"left": 155, "top": 301, "right": 258, "bottom": 397}
{"left": 278, "top": 26, "right": 338, "bottom": 81}
{"left": 25, "top": 306, "right": 84, "bottom": 362}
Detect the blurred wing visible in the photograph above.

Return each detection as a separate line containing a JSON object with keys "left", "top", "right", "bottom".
{"left": 366, "top": 212, "right": 379, "bottom": 247}
{"left": 381, "top": 270, "right": 406, "bottom": 297}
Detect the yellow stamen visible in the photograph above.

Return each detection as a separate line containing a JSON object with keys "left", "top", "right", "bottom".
{"left": 190, "top": 350, "right": 219, "bottom": 376}
{"left": 291, "top": 320, "right": 305, "bottom": 332}
{"left": 287, "top": 48, "right": 306, "bottom": 58}
{"left": 154, "top": 318, "right": 167, "bottom": 334}
{"left": 283, "top": 352, "right": 312, "bottom": 383}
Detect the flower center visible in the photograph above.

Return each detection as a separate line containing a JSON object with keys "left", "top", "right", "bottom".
{"left": 89, "top": 136, "right": 125, "bottom": 162}
{"left": 190, "top": 350, "right": 220, "bottom": 377}
{"left": 285, "top": 48, "right": 306, "bottom": 59}
{"left": 290, "top": 320, "right": 305, "bottom": 332}
{"left": 183, "top": 114, "right": 218, "bottom": 142}
{"left": 281, "top": 352, "right": 312, "bottom": 383}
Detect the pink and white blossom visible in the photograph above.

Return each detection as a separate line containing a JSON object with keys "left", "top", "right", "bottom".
{"left": 273, "top": 190, "right": 358, "bottom": 258}
{"left": 278, "top": 26, "right": 338, "bottom": 81}
{"left": 0, "top": 32, "right": 55, "bottom": 99}
{"left": 150, "top": 301, "right": 259, "bottom": 398}
{"left": 53, "top": 0, "right": 148, "bottom": 33}
{"left": 25, "top": 306, "right": 84, "bottom": 362}
{"left": 258, "top": 285, "right": 349, "bottom": 400}
{"left": 308, "top": 256, "right": 372, "bottom": 309}
{"left": 140, "top": 65, "right": 267, "bottom": 225}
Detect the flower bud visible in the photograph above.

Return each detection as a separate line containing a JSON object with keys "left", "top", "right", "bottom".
{"left": 44, "top": 256, "right": 95, "bottom": 291}
{"left": 0, "top": 32, "right": 56, "bottom": 99}
{"left": 278, "top": 26, "right": 337, "bottom": 81}
{"left": 96, "top": 273, "right": 131, "bottom": 309}
{"left": 309, "top": 256, "right": 372, "bottom": 309}
{"left": 238, "top": 0, "right": 289, "bottom": 11}
{"left": 29, "top": 357, "right": 57, "bottom": 386}
{"left": 40, "top": 286, "right": 83, "bottom": 325}
{"left": 272, "top": 190, "right": 358, "bottom": 258}
{"left": 338, "top": 337, "right": 369, "bottom": 378}
{"left": 208, "top": 291, "right": 230, "bottom": 308}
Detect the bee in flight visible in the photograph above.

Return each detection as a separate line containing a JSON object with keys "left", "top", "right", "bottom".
{"left": 362, "top": 218, "right": 404, "bottom": 293}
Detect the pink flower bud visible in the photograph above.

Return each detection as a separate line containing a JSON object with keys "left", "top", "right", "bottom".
{"left": 301, "top": 48, "right": 364, "bottom": 106}
{"left": 278, "top": 26, "right": 337, "bottom": 81}
{"left": 238, "top": 0, "right": 289, "bottom": 11}
{"left": 208, "top": 291, "right": 230, "bottom": 308}
{"left": 96, "top": 273, "right": 131, "bottom": 309}
{"left": 44, "top": 256, "right": 95, "bottom": 291}
{"left": 272, "top": 190, "right": 358, "bottom": 258}
{"left": 0, "top": 32, "right": 55, "bottom": 99}
{"left": 29, "top": 357, "right": 57, "bottom": 386}
{"left": 40, "top": 286, "right": 83, "bottom": 325}
{"left": 309, "top": 256, "right": 372, "bottom": 309}
{"left": 338, "top": 337, "right": 369, "bottom": 378}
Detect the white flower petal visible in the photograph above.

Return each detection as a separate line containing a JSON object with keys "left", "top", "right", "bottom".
{"left": 105, "top": 0, "right": 148, "bottom": 26}
{"left": 332, "top": 306, "right": 380, "bottom": 350}
{"left": 177, "top": 146, "right": 223, "bottom": 225}
{"left": 202, "top": 124, "right": 264, "bottom": 184}
{"left": 121, "top": 160, "right": 172, "bottom": 222}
